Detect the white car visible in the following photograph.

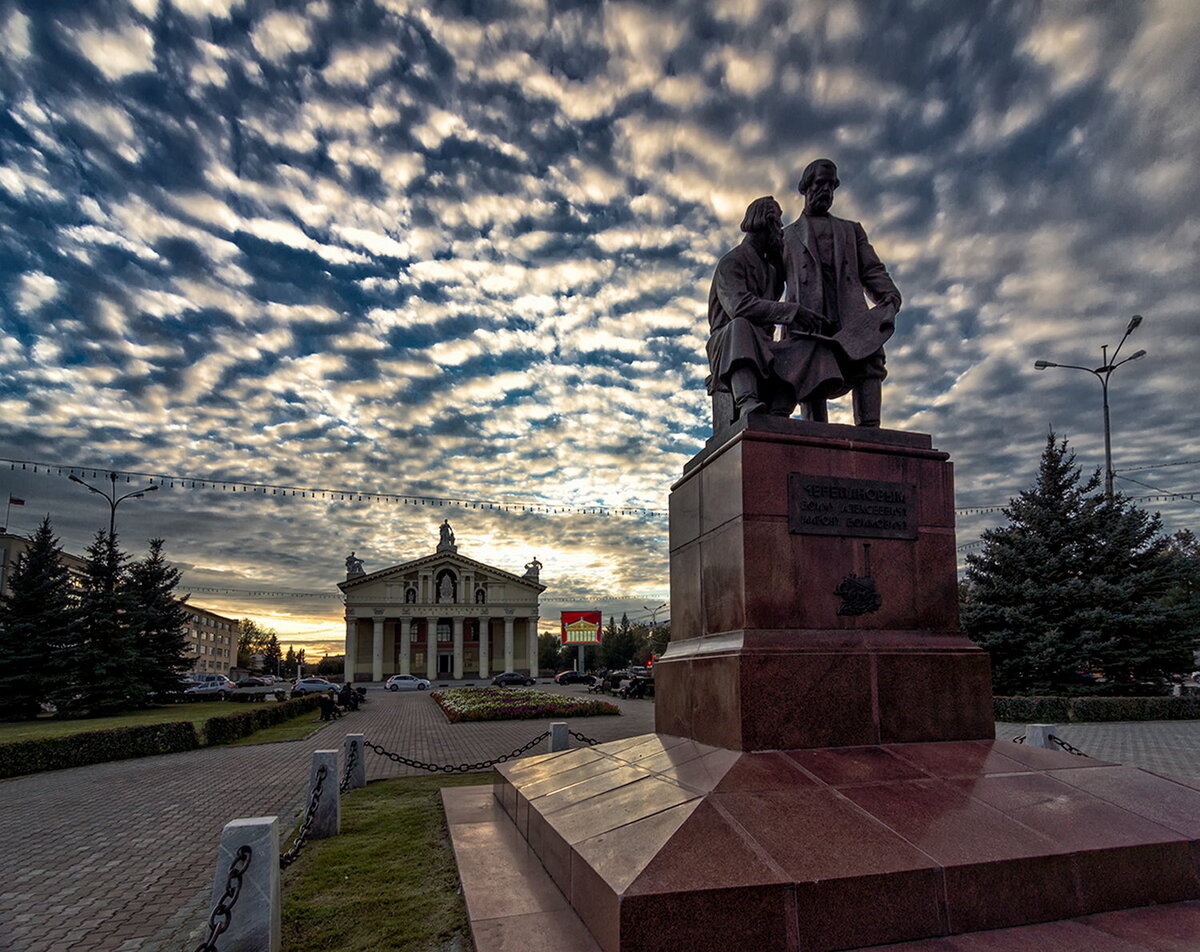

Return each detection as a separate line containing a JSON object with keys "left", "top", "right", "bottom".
{"left": 184, "top": 681, "right": 232, "bottom": 698}
{"left": 386, "top": 674, "right": 431, "bottom": 692}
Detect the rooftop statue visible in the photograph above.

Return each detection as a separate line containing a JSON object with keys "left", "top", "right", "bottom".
{"left": 345, "top": 551, "right": 364, "bottom": 577}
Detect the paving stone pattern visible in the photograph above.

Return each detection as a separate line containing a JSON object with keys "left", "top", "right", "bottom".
{"left": 0, "top": 685, "right": 652, "bottom": 952}
{"left": 2, "top": 686, "right": 1199, "bottom": 952}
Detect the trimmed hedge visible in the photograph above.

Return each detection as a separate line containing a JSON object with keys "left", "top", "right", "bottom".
{"left": 995, "top": 695, "right": 1200, "bottom": 723}
{"left": 1068, "top": 695, "right": 1200, "bottom": 722}
{"left": 202, "top": 695, "right": 322, "bottom": 745}
{"left": 992, "top": 696, "right": 1071, "bottom": 723}
{"left": 0, "top": 721, "right": 199, "bottom": 779}
{"left": 0, "top": 695, "right": 324, "bottom": 778}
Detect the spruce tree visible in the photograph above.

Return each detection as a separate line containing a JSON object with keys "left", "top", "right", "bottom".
{"left": 0, "top": 517, "right": 73, "bottom": 719}
{"left": 962, "top": 433, "right": 1197, "bottom": 695}
{"left": 52, "top": 531, "right": 135, "bottom": 716}
{"left": 126, "top": 539, "right": 192, "bottom": 700}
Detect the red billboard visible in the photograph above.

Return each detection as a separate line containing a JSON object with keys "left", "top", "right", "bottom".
{"left": 561, "top": 611, "right": 602, "bottom": 645}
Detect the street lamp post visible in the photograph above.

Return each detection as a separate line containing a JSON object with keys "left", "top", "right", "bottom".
{"left": 1034, "top": 315, "right": 1147, "bottom": 504}
{"left": 643, "top": 602, "right": 668, "bottom": 627}
{"left": 68, "top": 471, "right": 160, "bottom": 570}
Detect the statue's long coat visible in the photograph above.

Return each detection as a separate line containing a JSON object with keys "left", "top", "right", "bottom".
{"left": 779, "top": 213, "right": 900, "bottom": 399}
{"left": 706, "top": 237, "right": 841, "bottom": 400}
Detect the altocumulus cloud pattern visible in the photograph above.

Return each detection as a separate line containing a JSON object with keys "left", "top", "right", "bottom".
{"left": 1, "top": 0, "right": 1198, "bottom": 652}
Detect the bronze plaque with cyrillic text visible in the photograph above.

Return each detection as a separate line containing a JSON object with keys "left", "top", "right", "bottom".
{"left": 788, "top": 474, "right": 918, "bottom": 539}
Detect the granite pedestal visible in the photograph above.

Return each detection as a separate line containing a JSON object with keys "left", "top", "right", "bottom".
{"left": 656, "top": 417, "right": 993, "bottom": 749}
{"left": 488, "top": 419, "right": 1200, "bottom": 950}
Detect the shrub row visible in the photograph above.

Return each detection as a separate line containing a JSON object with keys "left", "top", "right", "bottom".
{"left": 994, "top": 695, "right": 1200, "bottom": 723}
{"left": 0, "top": 721, "right": 199, "bottom": 779}
{"left": 201, "top": 695, "right": 322, "bottom": 744}
{"left": 0, "top": 695, "right": 324, "bottom": 779}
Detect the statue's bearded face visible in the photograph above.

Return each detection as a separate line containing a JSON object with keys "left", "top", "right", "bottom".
{"left": 764, "top": 203, "right": 784, "bottom": 250}
{"left": 804, "top": 167, "right": 838, "bottom": 214}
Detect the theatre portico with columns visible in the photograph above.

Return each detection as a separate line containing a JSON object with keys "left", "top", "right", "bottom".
{"left": 339, "top": 521, "right": 546, "bottom": 683}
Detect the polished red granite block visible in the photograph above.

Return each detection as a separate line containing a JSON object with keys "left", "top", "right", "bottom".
{"left": 873, "top": 655, "right": 995, "bottom": 743}
{"left": 493, "top": 736, "right": 1200, "bottom": 952}
{"left": 662, "top": 419, "right": 993, "bottom": 752}
{"left": 655, "top": 647, "right": 993, "bottom": 750}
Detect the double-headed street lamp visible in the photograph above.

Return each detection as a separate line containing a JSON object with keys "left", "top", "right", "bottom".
{"left": 68, "top": 471, "right": 159, "bottom": 542}
{"left": 1034, "top": 315, "right": 1147, "bottom": 504}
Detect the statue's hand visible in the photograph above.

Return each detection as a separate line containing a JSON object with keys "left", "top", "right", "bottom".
{"left": 793, "top": 306, "right": 823, "bottom": 334}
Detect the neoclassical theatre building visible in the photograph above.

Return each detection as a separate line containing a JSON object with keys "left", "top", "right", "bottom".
{"left": 339, "top": 521, "right": 545, "bottom": 682}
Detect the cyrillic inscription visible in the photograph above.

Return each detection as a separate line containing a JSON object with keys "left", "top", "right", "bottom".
{"left": 788, "top": 475, "right": 918, "bottom": 540}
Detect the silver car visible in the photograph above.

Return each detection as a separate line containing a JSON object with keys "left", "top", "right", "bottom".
{"left": 385, "top": 674, "right": 431, "bottom": 691}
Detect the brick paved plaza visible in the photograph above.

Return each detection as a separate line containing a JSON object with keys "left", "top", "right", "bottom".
{"left": 3, "top": 686, "right": 1200, "bottom": 951}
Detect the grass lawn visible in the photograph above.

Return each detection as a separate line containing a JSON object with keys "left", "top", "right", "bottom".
{"left": 0, "top": 699, "right": 330, "bottom": 746}
{"left": 281, "top": 773, "right": 490, "bottom": 951}
{"left": 0, "top": 702, "right": 255, "bottom": 742}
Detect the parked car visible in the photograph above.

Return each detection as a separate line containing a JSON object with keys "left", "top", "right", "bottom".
{"left": 385, "top": 674, "right": 431, "bottom": 691}
{"left": 184, "top": 681, "right": 232, "bottom": 698}
{"left": 291, "top": 677, "right": 339, "bottom": 695}
{"left": 236, "top": 677, "right": 269, "bottom": 688}
{"left": 554, "top": 670, "right": 595, "bottom": 685}
{"left": 492, "top": 672, "right": 535, "bottom": 687}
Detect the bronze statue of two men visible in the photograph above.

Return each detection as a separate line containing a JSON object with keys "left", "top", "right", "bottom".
{"left": 707, "top": 159, "right": 901, "bottom": 427}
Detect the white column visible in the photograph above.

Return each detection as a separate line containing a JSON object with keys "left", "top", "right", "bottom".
{"left": 527, "top": 616, "right": 539, "bottom": 678}
{"left": 452, "top": 617, "right": 464, "bottom": 680}
{"left": 399, "top": 621, "right": 411, "bottom": 676}
{"left": 478, "top": 617, "right": 490, "bottom": 679}
{"left": 426, "top": 616, "right": 437, "bottom": 680}
{"left": 344, "top": 617, "right": 356, "bottom": 684}
{"left": 503, "top": 616, "right": 514, "bottom": 673}
{"left": 372, "top": 616, "right": 384, "bottom": 682}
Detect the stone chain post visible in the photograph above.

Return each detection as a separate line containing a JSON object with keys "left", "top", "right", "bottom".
{"left": 206, "top": 817, "right": 280, "bottom": 952}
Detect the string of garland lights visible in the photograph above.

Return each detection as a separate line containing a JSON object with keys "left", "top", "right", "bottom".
{"left": 0, "top": 456, "right": 667, "bottom": 517}
{"left": 183, "top": 585, "right": 666, "bottom": 605}
{"left": 4, "top": 456, "right": 1195, "bottom": 522}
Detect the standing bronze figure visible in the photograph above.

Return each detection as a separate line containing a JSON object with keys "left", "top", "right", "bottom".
{"left": 780, "top": 159, "right": 901, "bottom": 426}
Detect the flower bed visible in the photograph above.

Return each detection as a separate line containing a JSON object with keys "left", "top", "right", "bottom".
{"left": 431, "top": 687, "right": 621, "bottom": 723}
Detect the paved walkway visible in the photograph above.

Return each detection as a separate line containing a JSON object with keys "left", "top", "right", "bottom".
{"left": 0, "top": 684, "right": 654, "bottom": 952}
{"left": 3, "top": 688, "right": 1200, "bottom": 952}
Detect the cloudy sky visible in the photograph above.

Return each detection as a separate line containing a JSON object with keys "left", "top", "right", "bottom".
{"left": 2, "top": 0, "right": 1197, "bottom": 657}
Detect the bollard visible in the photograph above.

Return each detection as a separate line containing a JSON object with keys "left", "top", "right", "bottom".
{"left": 344, "top": 733, "right": 366, "bottom": 789}
{"left": 206, "top": 816, "right": 281, "bottom": 952}
{"left": 1026, "top": 724, "right": 1056, "bottom": 750}
{"left": 549, "top": 721, "right": 569, "bottom": 752}
{"left": 309, "top": 750, "right": 340, "bottom": 838}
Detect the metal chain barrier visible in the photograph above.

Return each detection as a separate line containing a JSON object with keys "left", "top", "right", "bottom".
{"left": 568, "top": 729, "right": 600, "bottom": 746}
{"left": 1049, "top": 734, "right": 1088, "bottom": 757}
{"left": 193, "top": 845, "right": 253, "bottom": 952}
{"left": 340, "top": 742, "right": 358, "bottom": 792}
{"left": 364, "top": 730, "right": 551, "bottom": 773}
{"left": 280, "top": 764, "right": 328, "bottom": 869}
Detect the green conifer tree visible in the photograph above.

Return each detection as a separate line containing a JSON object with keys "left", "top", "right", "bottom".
{"left": 0, "top": 517, "right": 73, "bottom": 719}
{"left": 963, "top": 433, "right": 1197, "bottom": 695}
{"left": 126, "top": 539, "right": 192, "bottom": 700}
{"left": 52, "top": 531, "right": 135, "bottom": 716}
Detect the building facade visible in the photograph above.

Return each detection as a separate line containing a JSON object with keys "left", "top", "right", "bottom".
{"left": 0, "top": 531, "right": 87, "bottom": 600}
{"left": 183, "top": 605, "right": 237, "bottom": 676}
{"left": 340, "top": 523, "right": 545, "bottom": 682}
